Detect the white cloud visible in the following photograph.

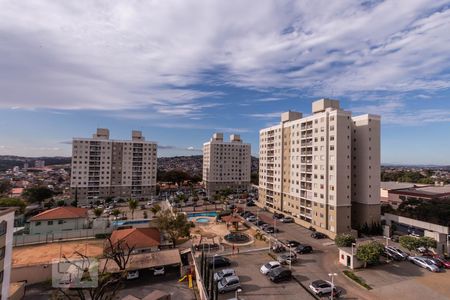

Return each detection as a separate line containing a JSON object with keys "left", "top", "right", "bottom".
{"left": 0, "top": 0, "right": 449, "bottom": 115}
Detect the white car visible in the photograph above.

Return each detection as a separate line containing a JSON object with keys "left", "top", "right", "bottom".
{"left": 385, "top": 246, "right": 409, "bottom": 260}
{"left": 126, "top": 270, "right": 139, "bottom": 280}
{"left": 152, "top": 266, "right": 165, "bottom": 276}
{"left": 246, "top": 216, "right": 257, "bottom": 222}
{"left": 260, "top": 261, "right": 281, "bottom": 275}
{"left": 309, "top": 280, "right": 336, "bottom": 296}
{"left": 408, "top": 256, "right": 440, "bottom": 272}
{"left": 214, "top": 268, "right": 236, "bottom": 281}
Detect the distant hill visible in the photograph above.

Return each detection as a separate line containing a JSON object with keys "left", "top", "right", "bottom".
{"left": 0, "top": 155, "right": 72, "bottom": 171}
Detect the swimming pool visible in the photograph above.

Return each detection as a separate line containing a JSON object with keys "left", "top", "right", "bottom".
{"left": 196, "top": 217, "right": 210, "bottom": 223}
{"left": 187, "top": 211, "right": 218, "bottom": 218}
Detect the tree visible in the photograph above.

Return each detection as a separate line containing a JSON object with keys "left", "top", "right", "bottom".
{"left": 111, "top": 209, "right": 121, "bottom": 220}
{"left": 176, "top": 194, "right": 186, "bottom": 212}
{"left": 127, "top": 199, "right": 138, "bottom": 220}
{"left": 356, "top": 241, "right": 384, "bottom": 268}
{"left": 191, "top": 186, "right": 199, "bottom": 212}
{"left": 0, "top": 180, "right": 12, "bottom": 195}
{"left": 143, "top": 211, "right": 148, "bottom": 219}
{"left": 57, "top": 200, "right": 66, "bottom": 207}
{"left": 335, "top": 234, "right": 356, "bottom": 247}
{"left": 418, "top": 236, "right": 437, "bottom": 250}
{"left": 150, "top": 204, "right": 161, "bottom": 216}
{"left": 93, "top": 208, "right": 103, "bottom": 218}
{"left": 156, "top": 209, "right": 194, "bottom": 245}
{"left": 399, "top": 236, "right": 420, "bottom": 252}
{"left": 23, "top": 186, "right": 53, "bottom": 203}
{"left": 0, "top": 198, "right": 26, "bottom": 213}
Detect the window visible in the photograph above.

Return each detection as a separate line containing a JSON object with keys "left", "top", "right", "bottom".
{"left": 0, "top": 221, "right": 6, "bottom": 236}
{"left": 36, "top": 221, "right": 41, "bottom": 226}
{"left": 0, "top": 246, "right": 5, "bottom": 259}
{"left": 58, "top": 220, "right": 64, "bottom": 225}
{"left": 48, "top": 220, "right": 53, "bottom": 225}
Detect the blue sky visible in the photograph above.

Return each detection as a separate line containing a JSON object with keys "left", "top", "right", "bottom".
{"left": 1, "top": 0, "right": 450, "bottom": 164}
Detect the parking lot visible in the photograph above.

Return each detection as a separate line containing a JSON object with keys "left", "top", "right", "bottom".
{"left": 216, "top": 252, "right": 315, "bottom": 300}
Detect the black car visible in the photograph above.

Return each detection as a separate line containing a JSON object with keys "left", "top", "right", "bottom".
{"left": 286, "top": 240, "right": 300, "bottom": 248}
{"left": 255, "top": 220, "right": 266, "bottom": 227}
{"left": 208, "top": 256, "right": 231, "bottom": 268}
{"left": 295, "top": 245, "right": 313, "bottom": 254}
{"left": 265, "top": 227, "right": 279, "bottom": 234}
{"left": 246, "top": 201, "right": 256, "bottom": 207}
{"left": 311, "top": 232, "right": 327, "bottom": 239}
{"left": 268, "top": 267, "right": 292, "bottom": 283}
{"left": 273, "top": 213, "right": 284, "bottom": 220}
{"left": 383, "top": 248, "right": 404, "bottom": 261}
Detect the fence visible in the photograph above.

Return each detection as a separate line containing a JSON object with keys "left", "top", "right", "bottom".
{"left": 13, "top": 227, "right": 114, "bottom": 247}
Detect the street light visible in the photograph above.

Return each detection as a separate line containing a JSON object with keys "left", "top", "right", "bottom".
{"left": 235, "top": 288, "right": 242, "bottom": 300}
{"left": 328, "top": 273, "right": 338, "bottom": 300}
{"left": 384, "top": 236, "right": 391, "bottom": 247}
{"left": 351, "top": 243, "right": 356, "bottom": 256}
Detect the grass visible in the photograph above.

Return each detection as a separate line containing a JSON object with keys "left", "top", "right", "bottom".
{"left": 343, "top": 270, "right": 372, "bottom": 290}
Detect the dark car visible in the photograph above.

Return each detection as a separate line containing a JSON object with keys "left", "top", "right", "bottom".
{"left": 311, "top": 232, "right": 327, "bottom": 239}
{"left": 255, "top": 220, "right": 266, "bottom": 227}
{"left": 286, "top": 240, "right": 300, "bottom": 248}
{"left": 383, "top": 248, "right": 403, "bottom": 261}
{"left": 273, "top": 213, "right": 284, "bottom": 220}
{"left": 295, "top": 245, "right": 313, "bottom": 254}
{"left": 280, "top": 217, "right": 294, "bottom": 223}
{"left": 246, "top": 201, "right": 256, "bottom": 207}
{"left": 265, "top": 226, "right": 279, "bottom": 234}
{"left": 268, "top": 267, "right": 292, "bottom": 283}
{"left": 208, "top": 256, "right": 231, "bottom": 268}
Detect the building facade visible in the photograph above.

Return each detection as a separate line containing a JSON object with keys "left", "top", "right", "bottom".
{"left": 203, "top": 133, "right": 251, "bottom": 196}
{"left": 28, "top": 207, "right": 89, "bottom": 235}
{"left": 71, "top": 129, "right": 157, "bottom": 204}
{"left": 0, "top": 208, "right": 15, "bottom": 300}
{"left": 258, "top": 99, "right": 380, "bottom": 237}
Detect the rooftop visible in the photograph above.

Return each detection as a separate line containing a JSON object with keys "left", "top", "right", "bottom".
{"left": 380, "top": 181, "right": 428, "bottom": 190}
{"left": 109, "top": 228, "right": 161, "bottom": 250}
{"left": 30, "top": 206, "right": 88, "bottom": 221}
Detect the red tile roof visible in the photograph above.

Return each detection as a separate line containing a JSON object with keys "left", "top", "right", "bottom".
{"left": 30, "top": 207, "right": 88, "bottom": 221}
{"left": 109, "top": 228, "right": 161, "bottom": 250}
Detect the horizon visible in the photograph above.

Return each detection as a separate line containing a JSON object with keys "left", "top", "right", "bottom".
{"left": 1, "top": 1, "right": 450, "bottom": 164}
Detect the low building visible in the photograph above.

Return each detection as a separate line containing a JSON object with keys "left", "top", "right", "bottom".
{"left": 109, "top": 228, "right": 161, "bottom": 254}
{"left": 0, "top": 208, "right": 15, "bottom": 299}
{"left": 338, "top": 247, "right": 363, "bottom": 269}
{"left": 28, "top": 207, "right": 89, "bottom": 235}
{"left": 380, "top": 182, "right": 450, "bottom": 208}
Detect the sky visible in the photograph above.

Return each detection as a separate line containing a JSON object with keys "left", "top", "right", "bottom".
{"left": 1, "top": 0, "right": 450, "bottom": 164}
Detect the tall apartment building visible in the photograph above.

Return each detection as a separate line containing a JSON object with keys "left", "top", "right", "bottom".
{"left": 0, "top": 208, "right": 15, "bottom": 299}
{"left": 259, "top": 99, "right": 380, "bottom": 237}
{"left": 70, "top": 129, "right": 157, "bottom": 204}
{"left": 203, "top": 133, "right": 251, "bottom": 196}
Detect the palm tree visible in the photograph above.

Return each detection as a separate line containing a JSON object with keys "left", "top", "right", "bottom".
{"left": 111, "top": 209, "right": 121, "bottom": 220}
{"left": 176, "top": 194, "right": 186, "bottom": 212}
{"left": 213, "top": 194, "right": 220, "bottom": 211}
{"left": 192, "top": 189, "right": 199, "bottom": 212}
{"left": 150, "top": 204, "right": 161, "bottom": 216}
{"left": 127, "top": 198, "right": 139, "bottom": 220}
{"left": 93, "top": 208, "right": 103, "bottom": 218}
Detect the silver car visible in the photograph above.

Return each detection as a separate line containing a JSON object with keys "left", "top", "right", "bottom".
{"left": 408, "top": 256, "right": 440, "bottom": 272}
{"left": 385, "top": 246, "right": 409, "bottom": 260}
{"left": 218, "top": 275, "right": 241, "bottom": 293}
{"left": 214, "top": 268, "right": 236, "bottom": 282}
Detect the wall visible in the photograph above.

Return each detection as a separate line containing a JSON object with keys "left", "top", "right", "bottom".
{"left": 0, "top": 210, "right": 14, "bottom": 299}
{"left": 10, "top": 263, "right": 53, "bottom": 285}
{"left": 29, "top": 218, "right": 88, "bottom": 235}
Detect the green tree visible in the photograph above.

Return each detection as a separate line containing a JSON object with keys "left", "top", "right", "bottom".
{"left": 418, "top": 236, "right": 437, "bottom": 250}
{"left": 23, "top": 186, "right": 53, "bottom": 203}
{"left": 143, "top": 211, "right": 148, "bottom": 219}
{"left": 356, "top": 241, "right": 384, "bottom": 268}
{"left": 56, "top": 200, "right": 66, "bottom": 207}
{"left": 335, "top": 234, "right": 356, "bottom": 247}
{"left": 150, "top": 204, "right": 161, "bottom": 216}
{"left": 0, "top": 198, "right": 26, "bottom": 213}
{"left": 156, "top": 209, "right": 194, "bottom": 245}
{"left": 93, "top": 208, "right": 103, "bottom": 218}
{"left": 176, "top": 194, "right": 186, "bottom": 212}
{"left": 191, "top": 185, "right": 199, "bottom": 212}
{"left": 111, "top": 209, "right": 121, "bottom": 220}
{"left": 127, "top": 199, "right": 139, "bottom": 220}
{"left": 399, "top": 236, "right": 421, "bottom": 251}
{"left": 0, "top": 180, "right": 12, "bottom": 195}
{"left": 104, "top": 196, "right": 113, "bottom": 204}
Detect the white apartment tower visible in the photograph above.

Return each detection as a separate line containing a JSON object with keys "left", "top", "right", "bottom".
{"left": 203, "top": 133, "right": 251, "bottom": 196}
{"left": 259, "top": 99, "right": 380, "bottom": 237}
{"left": 71, "top": 129, "right": 157, "bottom": 204}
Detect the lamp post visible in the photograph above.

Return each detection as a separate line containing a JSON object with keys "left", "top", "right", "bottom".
{"left": 235, "top": 288, "right": 242, "bottom": 300}
{"left": 328, "top": 273, "right": 337, "bottom": 300}
{"left": 384, "top": 236, "right": 391, "bottom": 247}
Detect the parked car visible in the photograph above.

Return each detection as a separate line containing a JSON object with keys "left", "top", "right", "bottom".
{"left": 311, "top": 232, "right": 327, "bottom": 239}
{"left": 277, "top": 253, "right": 297, "bottom": 265}
{"left": 286, "top": 240, "right": 301, "bottom": 248}
{"left": 240, "top": 211, "right": 252, "bottom": 217}
{"left": 428, "top": 257, "right": 445, "bottom": 269}
{"left": 383, "top": 248, "right": 404, "bottom": 261}
{"left": 218, "top": 275, "right": 241, "bottom": 294}
{"left": 273, "top": 213, "right": 284, "bottom": 220}
{"left": 432, "top": 255, "right": 450, "bottom": 268}
{"left": 126, "top": 270, "right": 139, "bottom": 280}
{"left": 246, "top": 215, "right": 257, "bottom": 222}
{"left": 268, "top": 267, "right": 292, "bottom": 283}
{"left": 194, "top": 243, "right": 220, "bottom": 251}
{"left": 295, "top": 245, "right": 313, "bottom": 254}
{"left": 152, "top": 266, "right": 165, "bottom": 276}
{"left": 255, "top": 220, "right": 266, "bottom": 227}
{"left": 214, "top": 268, "right": 236, "bottom": 281}
{"left": 265, "top": 226, "right": 279, "bottom": 234}
{"left": 208, "top": 256, "right": 231, "bottom": 268}
{"left": 385, "top": 246, "right": 409, "bottom": 260}
{"left": 309, "top": 280, "right": 337, "bottom": 296}
{"left": 280, "top": 217, "right": 294, "bottom": 223}
{"left": 272, "top": 243, "right": 286, "bottom": 253}
{"left": 246, "top": 201, "right": 256, "bottom": 207}
{"left": 408, "top": 256, "right": 440, "bottom": 272}
{"left": 260, "top": 261, "right": 281, "bottom": 275}
{"left": 261, "top": 223, "right": 271, "bottom": 230}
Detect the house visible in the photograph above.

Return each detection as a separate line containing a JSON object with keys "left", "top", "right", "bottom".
{"left": 28, "top": 207, "right": 89, "bottom": 235}
{"left": 9, "top": 188, "right": 23, "bottom": 198}
{"left": 108, "top": 228, "right": 161, "bottom": 254}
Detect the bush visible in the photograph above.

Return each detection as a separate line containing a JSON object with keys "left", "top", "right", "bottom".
{"left": 335, "top": 234, "right": 356, "bottom": 247}
{"left": 343, "top": 270, "right": 372, "bottom": 290}
{"left": 95, "top": 233, "right": 110, "bottom": 239}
